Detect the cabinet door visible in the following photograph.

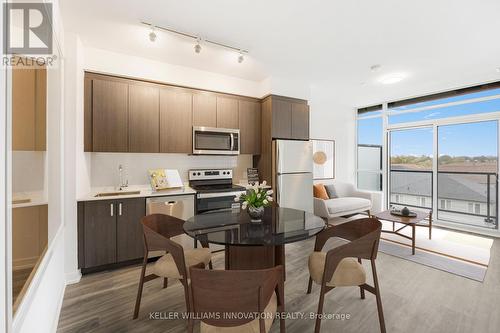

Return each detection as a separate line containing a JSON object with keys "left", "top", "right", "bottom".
{"left": 83, "top": 200, "right": 117, "bottom": 268}
{"left": 271, "top": 99, "right": 292, "bottom": 139}
{"left": 291, "top": 103, "right": 309, "bottom": 140}
{"left": 160, "top": 89, "right": 193, "bottom": 153}
{"left": 239, "top": 100, "right": 261, "bottom": 154}
{"left": 117, "top": 198, "right": 146, "bottom": 262}
{"left": 216, "top": 96, "right": 239, "bottom": 129}
{"left": 92, "top": 79, "right": 129, "bottom": 152}
{"left": 193, "top": 93, "right": 217, "bottom": 127}
{"left": 128, "top": 84, "right": 160, "bottom": 152}
{"left": 12, "top": 67, "right": 36, "bottom": 150}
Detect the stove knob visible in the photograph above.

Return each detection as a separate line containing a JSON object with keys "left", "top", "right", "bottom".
{"left": 197, "top": 172, "right": 201, "bottom": 176}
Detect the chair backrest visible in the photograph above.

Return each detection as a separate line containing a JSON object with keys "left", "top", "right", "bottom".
{"left": 314, "top": 218, "right": 382, "bottom": 284}
{"left": 141, "top": 214, "right": 187, "bottom": 277}
{"left": 189, "top": 265, "right": 284, "bottom": 329}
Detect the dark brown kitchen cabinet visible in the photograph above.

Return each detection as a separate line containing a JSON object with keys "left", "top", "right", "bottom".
{"left": 92, "top": 79, "right": 129, "bottom": 152}
{"left": 216, "top": 96, "right": 239, "bottom": 129}
{"left": 79, "top": 197, "right": 146, "bottom": 271}
{"left": 271, "top": 99, "right": 293, "bottom": 139}
{"left": 116, "top": 198, "right": 146, "bottom": 262}
{"left": 239, "top": 100, "right": 261, "bottom": 154}
{"left": 82, "top": 200, "right": 117, "bottom": 268}
{"left": 160, "top": 88, "right": 193, "bottom": 153}
{"left": 291, "top": 102, "right": 310, "bottom": 140}
{"left": 193, "top": 93, "right": 217, "bottom": 127}
{"left": 128, "top": 84, "right": 160, "bottom": 153}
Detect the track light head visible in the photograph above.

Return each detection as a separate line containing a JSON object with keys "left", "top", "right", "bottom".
{"left": 238, "top": 51, "right": 244, "bottom": 63}
{"left": 149, "top": 26, "right": 157, "bottom": 42}
{"left": 194, "top": 38, "right": 202, "bottom": 54}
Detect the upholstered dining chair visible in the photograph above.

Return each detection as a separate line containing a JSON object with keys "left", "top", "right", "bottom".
{"left": 188, "top": 265, "right": 285, "bottom": 333}
{"left": 133, "top": 214, "right": 212, "bottom": 319}
{"left": 306, "top": 217, "right": 385, "bottom": 333}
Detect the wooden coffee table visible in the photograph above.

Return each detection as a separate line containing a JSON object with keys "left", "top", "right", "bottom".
{"left": 373, "top": 210, "right": 432, "bottom": 255}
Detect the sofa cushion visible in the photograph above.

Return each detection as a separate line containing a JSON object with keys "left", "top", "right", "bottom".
{"left": 326, "top": 197, "right": 371, "bottom": 215}
{"left": 324, "top": 184, "right": 338, "bottom": 199}
{"left": 313, "top": 183, "right": 329, "bottom": 200}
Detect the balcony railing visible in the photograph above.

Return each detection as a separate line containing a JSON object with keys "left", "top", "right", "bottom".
{"left": 389, "top": 169, "right": 498, "bottom": 229}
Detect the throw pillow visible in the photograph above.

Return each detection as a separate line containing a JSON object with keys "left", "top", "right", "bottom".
{"left": 313, "top": 184, "right": 329, "bottom": 200}
{"left": 324, "top": 184, "right": 338, "bottom": 199}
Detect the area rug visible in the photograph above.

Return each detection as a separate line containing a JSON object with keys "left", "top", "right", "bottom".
{"left": 332, "top": 215, "right": 493, "bottom": 282}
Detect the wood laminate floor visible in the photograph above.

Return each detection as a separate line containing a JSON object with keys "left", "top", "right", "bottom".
{"left": 57, "top": 237, "right": 500, "bottom": 333}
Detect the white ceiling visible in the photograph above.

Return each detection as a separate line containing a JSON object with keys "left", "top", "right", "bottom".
{"left": 60, "top": 0, "right": 500, "bottom": 106}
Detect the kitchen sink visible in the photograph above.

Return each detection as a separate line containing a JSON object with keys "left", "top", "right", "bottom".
{"left": 94, "top": 190, "right": 141, "bottom": 197}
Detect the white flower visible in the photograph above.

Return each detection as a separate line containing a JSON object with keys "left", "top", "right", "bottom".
{"left": 257, "top": 193, "right": 261, "bottom": 198}
{"left": 234, "top": 196, "right": 240, "bottom": 202}
{"left": 266, "top": 189, "right": 273, "bottom": 195}
{"left": 263, "top": 199, "right": 268, "bottom": 205}
{"left": 267, "top": 196, "right": 273, "bottom": 202}
{"left": 261, "top": 180, "right": 267, "bottom": 186}
{"left": 241, "top": 202, "right": 248, "bottom": 210}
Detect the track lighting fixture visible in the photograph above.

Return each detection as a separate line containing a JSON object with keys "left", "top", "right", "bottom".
{"left": 194, "top": 38, "right": 202, "bottom": 54}
{"left": 237, "top": 51, "right": 244, "bottom": 63}
{"left": 149, "top": 25, "right": 157, "bottom": 42}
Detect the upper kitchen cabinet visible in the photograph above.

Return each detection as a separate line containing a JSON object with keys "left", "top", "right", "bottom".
{"left": 193, "top": 93, "right": 217, "bottom": 127}
{"left": 291, "top": 102, "right": 310, "bottom": 140}
{"left": 128, "top": 83, "right": 160, "bottom": 153}
{"left": 160, "top": 88, "right": 193, "bottom": 153}
{"left": 239, "top": 100, "right": 261, "bottom": 154}
{"left": 12, "top": 61, "right": 46, "bottom": 151}
{"left": 91, "top": 78, "right": 129, "bottom": 152}
{"left": 263, "top": 95, "right": 310, "bottom": 141}
{"left": 216, "top": 96, "right": 239, "bottom": 129}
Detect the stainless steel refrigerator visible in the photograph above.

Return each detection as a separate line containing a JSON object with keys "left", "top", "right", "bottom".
{"left": 272, "top": 139, "right": 314, "bottom": 213}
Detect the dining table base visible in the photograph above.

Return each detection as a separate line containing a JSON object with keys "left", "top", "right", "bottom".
{"left": 224, "top": 244, "right": 286, "bottom": 279}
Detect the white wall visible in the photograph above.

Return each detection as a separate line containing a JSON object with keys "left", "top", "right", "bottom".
{"left": 90, "top": 153, "right": 252, "bottom": 188}
{"left": 309, "top": 85, "right": 356, "bottom": 183}
{"left": 11, "top": 152, "right": 46, "bottom": 193}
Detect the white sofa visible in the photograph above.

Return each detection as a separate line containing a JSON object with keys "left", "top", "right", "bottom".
{"left": 314, "top": 181, "right": 373, "bottom": 221}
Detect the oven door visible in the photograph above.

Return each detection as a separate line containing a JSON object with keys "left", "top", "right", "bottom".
{"left": 196, "top": 191, "right": 244, "bottom": 214}
{"left": 192, "top": 126, "right": 240, "bottom": 155}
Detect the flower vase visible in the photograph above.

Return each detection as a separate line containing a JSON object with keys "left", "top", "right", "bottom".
{"left": 248, "top": 205, "right": 265, "bottom": 222}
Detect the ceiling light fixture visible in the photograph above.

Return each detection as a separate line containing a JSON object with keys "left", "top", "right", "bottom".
{"left": 149, "top": 25, "right": 157, "bottom": 42}
{"left": 378, "top": 73, "right": 406, "bottom": 84}
{"left": 140, "top": 21, "right": 249, "bottom": 59}
{"left": 237, "top": 51, "right": 244, "bottom": 63}
{"left": 370, "top": 64, "right": 381, "bottom": 72}
{"left": 194, "top": 38, "right": 202, "bottom": 54}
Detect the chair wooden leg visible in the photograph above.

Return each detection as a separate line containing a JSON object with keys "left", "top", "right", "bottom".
{"left": 367, "top": 209, "right": 371, "bottom": 217}
{"left": 133, "top": 256, "right": 148, "bottom": 319}
{"left": 307, "top": 276, "right": 313, "bottom": 294}
{"left": 208, "top": 261, "right": 213, "bottom": 270}
{"left": 371, "top": 260, "right": 386, "bottom": 333}
{"left": 314, "top": 286, "right": 326, "bottom": 333}
{"left": 163, "top": 278, "right": 168, "bottom": 289}
{"left": 182, "top": 280, "right": 191, "bottom": 314}
{"left": 358, "top": 258, "right": 365, "bottom": 299}
{"left": 187, "top": 318, "right": 194, "bottom": 333}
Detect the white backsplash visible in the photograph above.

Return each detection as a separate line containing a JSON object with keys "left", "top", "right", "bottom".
{"left": 12, "top": 151, "right": 47, "bottom": 193}
{"left": 90, "top": 152, "right": 253, "bottom": 188}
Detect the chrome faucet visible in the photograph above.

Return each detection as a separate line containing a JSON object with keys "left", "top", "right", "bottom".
{"left": 118, "top": 164, "right": 128, "bottom": 190}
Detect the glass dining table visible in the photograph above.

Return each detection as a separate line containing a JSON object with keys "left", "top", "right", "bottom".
{"left": 183, "top": 206, "right": 326, "bottom": 274}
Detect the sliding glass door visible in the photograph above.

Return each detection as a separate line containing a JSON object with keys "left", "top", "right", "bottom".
{"left": 437, "top": 121, "right": 498, "bottom": 229}
{"left": 389, "top": 127, "right": 434, "bottom": 210}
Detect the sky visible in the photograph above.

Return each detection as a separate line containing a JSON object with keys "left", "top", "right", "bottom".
{"left": 358, "top": 90, "right": 500, "bottom": 157}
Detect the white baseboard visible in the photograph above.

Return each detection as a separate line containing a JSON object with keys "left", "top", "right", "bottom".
{"left": 65, "top": 270, "right": 81, "bottom": 285}
{"left": 51, "top": 283, "right": 66, "bottom": 333}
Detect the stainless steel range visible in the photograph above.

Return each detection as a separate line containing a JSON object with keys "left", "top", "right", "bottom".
{"left": 189, "top": 169, "right": 246, "bottom": 214}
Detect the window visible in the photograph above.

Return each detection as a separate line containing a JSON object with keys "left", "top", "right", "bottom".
{"left": 395, "top": 194, "right": 400, "bottom": 203}
{"left": 475, "top": 203, "right": 481, "bottom": 215}
{"left": 441, "top": 200, "right": 446, "bottom": 209}
{"left": 357, "top": 107, "right": 383, "bottom": 191}
{"left": 468, "top": 202, "right": 474, "bottom": 213}
{"left": 420, "top": 197, "right": 426, "bottom": 207}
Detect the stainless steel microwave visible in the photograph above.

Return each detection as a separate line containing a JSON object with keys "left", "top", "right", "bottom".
{"left": 192, "top": 126, "right": 240, "bottom": 155}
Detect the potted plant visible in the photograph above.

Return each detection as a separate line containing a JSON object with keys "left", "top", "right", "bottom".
{"left": 235, "top": 181, "right": 273, "bottom": 222}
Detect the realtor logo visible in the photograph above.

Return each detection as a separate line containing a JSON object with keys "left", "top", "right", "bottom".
{"left": 3, "top": 3, "right": 53, "bottom": 54}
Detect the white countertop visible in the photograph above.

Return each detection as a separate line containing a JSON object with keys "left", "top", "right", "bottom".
{"left": 12, "top": 191, "right": 48, "bottom": 208}
{"left": 77, "top": 184, "right": 196, "bottom": 202}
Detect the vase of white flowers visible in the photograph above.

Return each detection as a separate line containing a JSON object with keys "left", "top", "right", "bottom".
{"left": 235, "top": 181, "right": 273, "bottom": 222}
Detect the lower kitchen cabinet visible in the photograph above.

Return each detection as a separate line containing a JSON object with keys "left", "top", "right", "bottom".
{"left": 79, "top": 197, "right": 145, "bottom": 271}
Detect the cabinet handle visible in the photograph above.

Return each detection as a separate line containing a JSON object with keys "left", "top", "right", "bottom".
{"left": 119, "top": 203, "right": 122, "bottom": 216}
{"left": 110, "top": 203, "right": 114, "bottom": 217}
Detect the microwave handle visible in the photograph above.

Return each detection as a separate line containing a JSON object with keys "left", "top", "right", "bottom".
{"left": 230, "top": 133, "right": 234, "bottom": 151}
